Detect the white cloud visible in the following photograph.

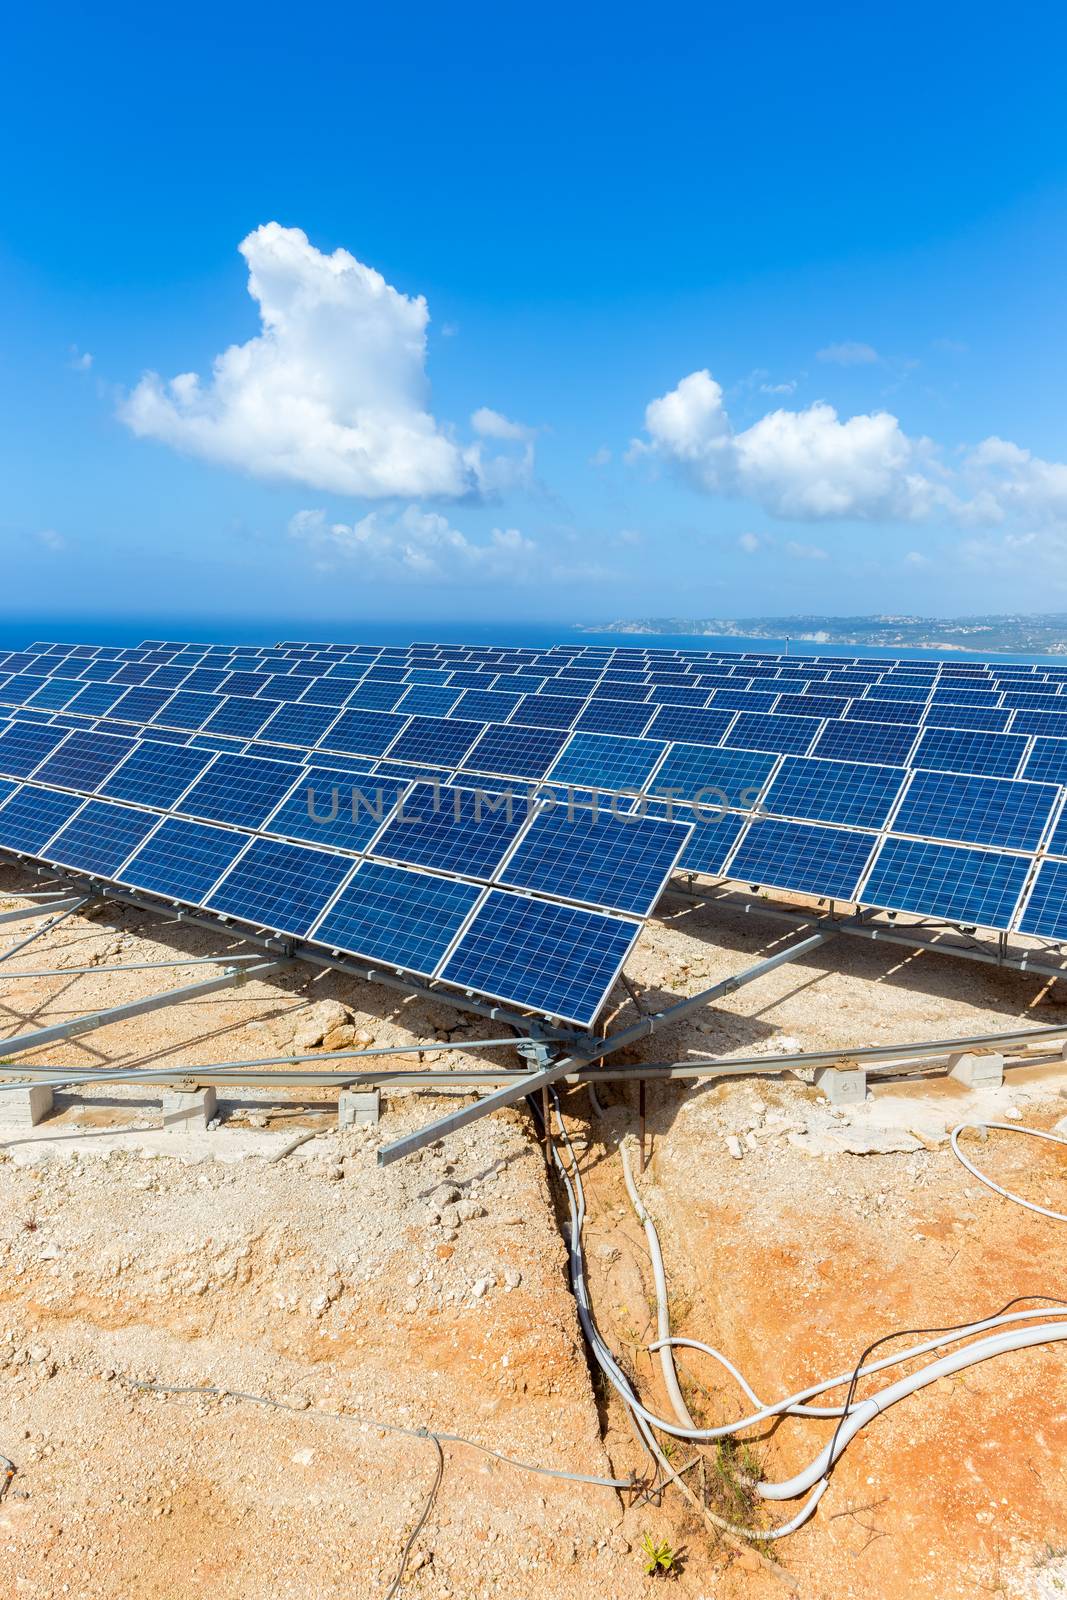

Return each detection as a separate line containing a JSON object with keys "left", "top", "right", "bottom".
{"left": 817, "top": 341, "right": 879, "bottom": 366}
{"left": 289, "top": 506, "right": 539, "bottom": 583}
{"left": 588, "top": 445, "right": 612, "bottom": 467}
{"left": 640, "top": 370, "right": 944, "bottom": 521}
{"left": 759, "top": 379, "right": 797, "bottom": 395}
{"left": 785, "top": 540, "right": 828, "bottom": 560}
{"left": 35, "top": 528, "right": 67, "bottom": 552}
{"left": 68, "top": 346, "right": 92, "bottom": 372}
{"left": 617, "top": 527, "right": 642, "bottom": 546}
{"left": 120, "top": 223, "right": 527, "bottom": 500}
{"left": 904, "top": 549, "right": 931, "bottom": 567}
{"left": 471, "top": 406, "right": 531, "bottom": 442}
{"left": 738, "top": 531, "right": 762, "bottom": 553}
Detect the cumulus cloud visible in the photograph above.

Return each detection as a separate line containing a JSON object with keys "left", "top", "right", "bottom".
{"left": 640, "top": 370, "right": 944, "bottom": 521}
{"left": 289, "top": 506, "right": 539, "bottom": 583}
{"left": 120, "top": 224, "right": 530, "bottom": 500}
{"left": 817, "top": 341, "right": 879, "bottom": 366}
{"left": 738, "top": 531, "right": 763, "bottom": 553}
{"left": 68, "top": 346, "right": 92, "bottom": 372}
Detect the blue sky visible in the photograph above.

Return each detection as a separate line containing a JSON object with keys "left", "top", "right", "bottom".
{"left": 3, "top": 0, "right": 1067, "bottom": 627}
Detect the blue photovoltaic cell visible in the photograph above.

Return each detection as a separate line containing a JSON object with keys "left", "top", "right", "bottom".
{"left": 498, "top": 805, "right": 690, "bottom": 916}
{"left": 588, "top": 680, "right": 652, "bottom": 702}
{"left": 461, "top": 723, "right": 570, "bottom": 780}
{"left": 438, "top": 888, "right": 640, "bottom": 1026}
{"left": 258, "top": 701, "right": 340, "bottom": 748}
{"left": 761, "top": 755, "right": 906, "bottom": 830}
{"left": 452, "top": 689, "right": 522, "bottom": 722}
{"left": 642, "top": 706, "right": 736, "bottom": 745}
{"left": 122, "top": 817, "right": 250, "bottom": 904}
{"left": 385, "top": 715, "right": 484, "bottom": 769}
{"left": 845, "top": 699, "right": 925, "bottom": 726}
{"left": 151, "top": 690, "right": 220, "bottom": 731}
{"left": 99, "top": 740, "right": 214, "bottom": 807}
{"left": 31, "top": 730, "right": 136, "bottom": 791}
{"left": 0, "top": 722, "right": 69, "bottom": 777}
{"left": 180, "top": 668, "right": 230, "bottom": 692}
{"left": 26, "top": 678, "right": 82, "bottom": 710}
{"left": 1041, "top": 806, "right": 1067, "bottom": 859}
{"left": 108, "top": 687, "right": 175, "bottom": 723}
{"left": 572, "top": 699, "right": 657, "bottom": 737}
{"left": 0, "top": 784, "right": 84, "bottom": 854}
{"left": 773, "top": 694, "right": 852, "bottom": 719}
{"left": 208, "top": 835, "right": 353, "bottom": 937}
{"left": 923, "top": 703, "right": 1012, "bottom": 732}
{"left": 643, "top": 799, "right": 747, "bottom": 876}
{"left": 1022, "top": 738, "right": 1067, "bottom": 787}
{"left": 200, "top": 697, "right": 276, "bottom": 739}
{"left": 707, "top": 688, "right": 778, "bottom": 714}
{"left": 647, "top": 685, "right": 713, "bottom": 707}
{"left": 1007, "top": 710, "right": 1067, "bottom": 740}
{"left": 263, "top": 764, "right": 396, "bottom": 852}
{"left": 726, "top": 817, "right": 876, "bottom": 900}
{"left": 144, "top": 665, "right": 190, "bottom": 689}
{"left": 892, "top": 769, "right": 1057, "bottom": 852}
{"left": 65, "top": 682, "right": 128, "bottom": 717}
{"left": 219, "top": 670, "right": 267, "bottom": 696}
{"left": 345, "top": 680, "right": 410, "bottom": 711}
{"left": 297, "top": 677, "right": 356, "bottom": 707}
{"left": 0, "top": 778, "right": 15, "bottom": 809}
{"left": 1017, "top": 859, "right": 1067, "bottom": 940}
{"left": 547, "top": 732, "right": 666, "bottom": 793}
{"left": 371, "top": 781, "right": 528, "bottom": 878}
{"left": 395, "top": 685, "right": 463, "bottom": 718}
{"left": 0, "top": 674, "right": 50, "bottom": 703}
{"left": 863, "top": 836, "right": 1030, "bottom": 929}
{"left": 723, "top": 712, "right": 822, "bottom": 755}
{"left": 188, "top": 733, "right": 242, "bottom": 752}
{"left": 648, "top": 743, "right": 776, "bottom": 806}
{"left": 319, "top": 708, "right": 409, "bottom": 756}
{"left": 810, "top": 718, "right": 918, "bottom": 764}
{"left": 177, "top": 752, "right": 300, "bottom": 830}
{"left": 910, "top": 726, "right": 1027, "bottom": 780}
{"left": 41, "top": 799, "right": 159, "bottom": 877}
{"left": 508, "top": 694, "right": 585, "bottom": 729}
{"left": 311, "top": 860, "right": 483, "bottom": 977}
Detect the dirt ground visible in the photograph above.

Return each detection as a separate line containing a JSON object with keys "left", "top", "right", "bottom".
{"left": 0, "top": 858, "right": 1065, "bottom": 1598}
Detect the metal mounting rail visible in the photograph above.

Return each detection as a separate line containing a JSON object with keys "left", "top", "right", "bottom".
{"left": 376, "top": 926, "right": 836, "bottom": 1165}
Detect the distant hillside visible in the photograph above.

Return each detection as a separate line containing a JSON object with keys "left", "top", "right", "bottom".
{"left": 578, "top": 614, "right": 1067, "bottom": 654}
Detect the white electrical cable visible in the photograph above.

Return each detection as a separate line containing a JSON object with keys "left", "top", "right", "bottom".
{"left": 950, "top": 1121, "right": 1067, "bottom": 1223}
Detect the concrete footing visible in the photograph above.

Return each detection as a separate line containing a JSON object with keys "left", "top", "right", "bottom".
{"left": 948, "top": 1050, "right": 1005, "bottom": 1088}
{"left": 814, "top": 1066, "right": 867, "bottom": 1106}
{"left": 162, "top": 1087, "right": 217, "bottom": 1135}
{"left": 1, "top": 1086, "right": 54, "bottom": 1128}
{"left": 338, "top": 1089, "right": 381, "bottom": 1128}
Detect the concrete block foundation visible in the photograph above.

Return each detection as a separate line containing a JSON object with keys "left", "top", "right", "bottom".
{"left": 162, "top": 1087, "right": 217, "bottom": 1135}
{"left": 813, "top": 1066, "right": 867, "bottom": 1106}
{"left": 338, "top": 1089, "right": 381, "bottom": 1128}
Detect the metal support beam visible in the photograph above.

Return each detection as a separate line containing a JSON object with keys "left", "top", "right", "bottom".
{"left": 0, "top": 898, "right": 95, "bottom": 967}
{"left": 0, "top": 957, "right": 289, "bottom": 1058}
{"left": 0, "top": 896, "right": 87, "bottom": 929}
{"left": 377, "top": 926, "right": 836, "bottom": 1165}
{"left": 0, "top": 953, "right": 267, "bottom": 981}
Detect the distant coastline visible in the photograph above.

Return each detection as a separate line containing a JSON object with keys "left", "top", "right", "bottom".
{"left": 576, "top": 614, "right": 1067, "bottom": 655}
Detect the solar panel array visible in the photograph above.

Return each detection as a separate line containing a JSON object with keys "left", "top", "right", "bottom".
{"left": 3, "top": 636, "right": 1067, "bottom": 999}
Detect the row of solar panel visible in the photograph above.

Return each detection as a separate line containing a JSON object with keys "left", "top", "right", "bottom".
{"left": 5, "top": 711, "right": 1067, "bottom": 936}
{"left": 0, "top": 774, "right": 645, "bottom": 1027}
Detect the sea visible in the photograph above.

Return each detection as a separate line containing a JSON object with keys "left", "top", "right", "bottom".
{"left": 3, "top": 616, "right": 1066, "bottom": 668}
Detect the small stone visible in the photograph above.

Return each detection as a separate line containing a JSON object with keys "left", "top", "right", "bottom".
{"left": 472, "top": 1278, "right": 489, "bottom": 1299}
{"left": 291, "top": 1447, "right": 315, "bottom": 1466}
{"left": 403, "top": 1297, "right": 418, "bottom": 1314}
{"left": 725, "top": 1135, "right": 743, "bottom": 1161}
{"left": 504, "top": 1268, "right": 522, "bottom": 1288}
{"left": 436, "top": 1244, "right": 455, "bottom": 1260}
{"left": 431, "top": 1184, "right": 460, "bottom": 1208}
{"left": 456, "top": 1199, "right": 485, "bottom": 1222}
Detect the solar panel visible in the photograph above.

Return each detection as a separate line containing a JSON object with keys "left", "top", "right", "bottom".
{"left": 0, "top": 722, "right": 70, "bottom": 777}
{"left": 258, "top": 701, "right": 341, "bottom": 748}
{"left": 395, "top": 685, "right": 463, "bottom": 718}
{"left": 508, "top": 694, "right": 585, "bottom": 730}
{"left": 497, "top": 804, "right": 691, "bottom": 916}
{"left": 31, "top": 730, "right": 136, "bottom": 791}
{"left": 40, "top": 798, "right": 160, "bottom": 878}
{"left": 910, "top": 726, "right": 1027, "bottom": 780}
{"left": 297, "top": 677, "right": 356, "bottom": 707}
{"left": 547, "top": 732, "right": 667, "bottom": 793}
{"left": 809, "top": 719, "right": 919, "bottom": 765}
{"left": 1022, "top": 737, "right": 1067, "bottom": 787}
{"left": 862, "top": 836, "right": 1031, "bottom": 928}
{"left": 648, "top": 742, "right": 777, "bottom": 806}
{"left": 723, "top": 712, "right": 822, "bottom": 755}
{"left": 846, "top": 699, "right": 924, "bottom": 726}
{"left": 760, "top": 755, "right": 906, "bottom": 830}
{"left": 345, "top": 680, "right": 410, "bottom": 711}
{"left": 572, "top": 699, "right": 658, "bottom": 737}
{"left": 892, "top": 769, "right": 1058, "bottom": 852}
{"left": 643, "top": 799, "right": 747, "bottom": 875}
{"left": 108, "top": 687, "right": 175, "bottom": 724}
{"left": 99, "top": 739, "right": 215, "bottom": 807}
{"left": 726, "top": 817, "right": 877, "bottom": 900}
{"left": 1016, "top": 858, "right": 1067, "bottom": 940}
{"left": 0, "top": 783, "right": 84, "bottom": 853}
{"left": 452, "top": 689, "right": 523, "bottom": 722}
{"left": 459, "top": 723, "right": 569, "bottom": 781}
{"left": 121, "top": 816, "right": 249, "bottom": 904}
{"left": 311, "top": 860, "right": 483, "bottom": 978}
{"left": 437, "top": 888, "right": 640, "bottom": 1027}
{"left": 319, "top": 708, "right": 409, "bottom": 756}
{"left": 177, "top": 752, "right": 301, "bottom": 830}
{"left": 385, "top": 715, "right": 484, "bottom": 769}
{"left": 65, "top": 682, "right": 128, "bottom": 717}
{"left": 922, "top": 703, "right": 1012, "bottom": 732}
{"left": 150, "top": 690, "right": 220, "bottom": 731}
{"left": 207, "top": 836, "right": 354, "bottom": 937}
{"left": 26, "top": 678, "right": 82, "bottom": 711}
{"left": 370, "top": 781, "right": 529, "bottom": 879}
{"left": 262, "top": 765, "right": 397, "bottom": 852}
{"left": 642, "top": 706, "right": 736, "bottom": 745}
{"left": 200, "top": 696, "right": 276, "bottom": 739}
